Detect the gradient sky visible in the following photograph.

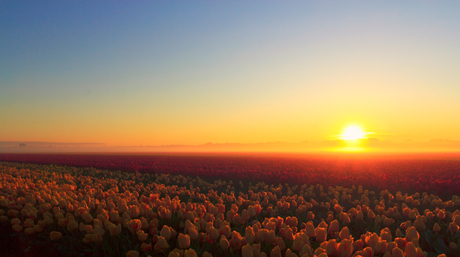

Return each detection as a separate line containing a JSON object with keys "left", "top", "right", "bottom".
{"left": 1, "top": 1, "right": 459, "bottom": 147}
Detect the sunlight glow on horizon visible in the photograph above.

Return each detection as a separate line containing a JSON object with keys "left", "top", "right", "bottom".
{"left": 340, "top": 126, "right": 367, "bottom": 141}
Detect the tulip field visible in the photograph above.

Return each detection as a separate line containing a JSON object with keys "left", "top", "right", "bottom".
{"left": 1, "top": 154, "right": 460, "bottom": 257}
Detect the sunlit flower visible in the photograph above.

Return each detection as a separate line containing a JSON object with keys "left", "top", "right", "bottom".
{"left": 219, "top": 236, "right": 229, "bottom": 250}
{"left": 316, "top": 227, "right": 327, "bottom": 242}
{"left": 450, "top": 222, "right": 459, "bottom": 233}
{"left": 305, "top": 222, "right": 316, "bottom": 238}
{"left": 405, "top": 226, "right": 419, "bottom": 242}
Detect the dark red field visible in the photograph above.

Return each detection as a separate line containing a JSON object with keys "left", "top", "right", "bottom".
{"left": 1, "top": 152, "right": 460, "bottom": 197}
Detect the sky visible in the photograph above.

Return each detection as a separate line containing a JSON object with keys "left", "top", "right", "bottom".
{"left": 1, "top": 1, "right": 460, "bottom": 152}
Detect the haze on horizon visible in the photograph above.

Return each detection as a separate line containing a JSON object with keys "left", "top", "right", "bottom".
{"left": 1, "top": 1, "right": 460, "bottom": 153}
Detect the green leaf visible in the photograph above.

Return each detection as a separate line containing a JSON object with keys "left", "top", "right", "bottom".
{"left": 432, "top": 237, "right": 450, "bottom": 254}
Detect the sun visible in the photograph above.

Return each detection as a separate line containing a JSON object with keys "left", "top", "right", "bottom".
{"left": 340, "top": 125, "right": 366, "bottom": 140}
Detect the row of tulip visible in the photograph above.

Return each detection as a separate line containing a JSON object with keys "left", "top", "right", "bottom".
{"left": 0, "top": 161, "right": 459, "bottom": 257}
{"left": 1, "top": 154, "right": 460, "bottom": 197}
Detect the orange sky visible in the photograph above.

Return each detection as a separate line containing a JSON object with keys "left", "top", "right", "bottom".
{"left": 1, "top": 2, "right": 459, "bottom": 152}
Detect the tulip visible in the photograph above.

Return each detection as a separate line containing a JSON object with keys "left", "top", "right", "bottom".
{"left": 337, "top": 239, "right": 353, "bottom": 257}
{"left": 209, "top": 227, "right": 220, "bottom": 241}
{"left": 300, "top": 244, "right": 313, "bottom": 257}
{"left": 252, "top": 243, "right": 261, "bottom": 257}
{"left": 184, "top": 249, "right": 197, "bottom": 257}
{"left": 292, "top": 236, "right": 305, "bottom": 251}
{"left": 137, "top": 230, "right": 148, "bottom": 241}
{"left": 339, "top": 226, "right": 350, "bottom": 240}
{"left": 220, "top": 236, "right": 230, "bottom": 250}
{"left": 453, "top": 215, "right": 460, "bottom": 226}
{"left": 11, "top": 218, "right": 21, "bottom": 226}
{"left": 82, "top": 212, "right": 93, "bottom": 223}
{"left": 93, "top": 225, "right": 104, "bottom": 236}
{"left": 178, "top": 233, "right": 191, "bottom": 249}
{"left": 242, "top": 244, "right": 253, "bottom": 257}
{"left": 50, "top": 231, "right": 62, "bottom": 240}
{"left": 404, "top": 242, "right": 417, "bottom": 257}
{"left": 202, "top": 251, "right": 212, "bottom": 257}
{"left": 168, "top": 250, "right": 180, "bottom": 257}
{"left": 450, "top": 222, "right": 459, "bottom": 233}
{"left": 188, "top": 227, "right": 199, "bottom": 240}
{"left": 141, "top": 242, "right": 152, "bottom": 252}
{"left": 128, "top": 219, "right": 142, "bottom": 233}
{"left": 273, "top": 237, "right": 285, "bottom": 251}
{"left": 0, "top": 215, "right": 8, "bottom": 223}
{"left": 24, "top": 218, "right": 34, "bottom": 227}
{"left": 11, "top": 224, "right": 22, "bottom": 232}
{"left": 126, "top": 250, "right": 139, "bottom": 257}
{"left": 305, "top": 222, "right": 316, "bottom": 238}
{"left": 154, "top": 237, "right": 169, "bottom": 252}
{"left": 92, "top": 234, "right": 103, "bottom": 243}
{"left": 316, "top": 227, "right": 327, "bottom": 242}
{"left": 266, "top": 230, "right": 275, "bottom": 244}
{"left": 129, "top": 205, "right": 140, "bottom": 218}
{"left": 328, "top": 219, "right": 339, "bottom": 235}
{"left": 270, "top": 246, "right": 281, "bottom": 257}
{"left": 109, "top": 223, "right": 122, "bottom": 236}
{"left": 405, "top": 226, "right": 419, "bottom": 242}
{"left": 24, "top": 227, "right": 35, "bottom": 235}
{"left": 160, "top": 225, "right": 171, "bottom": 240}
{"left": 353, "top": 239, "right": 364, "bottom": 251}
{"left": 325, "top": 239, "right": 338, "bottom": 256}
{"left": 176, "top": 248, "right": 187, "bottom": 257}
{"left": 67, "top": 220, "right": 79, "bottom": 231}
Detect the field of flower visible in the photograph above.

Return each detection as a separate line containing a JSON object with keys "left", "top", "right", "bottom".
{"left": 1, "top": 153, "right": 460, "bottom": 257}
{"left": 1, "top": 153, "right": 460, "bottom": 197}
